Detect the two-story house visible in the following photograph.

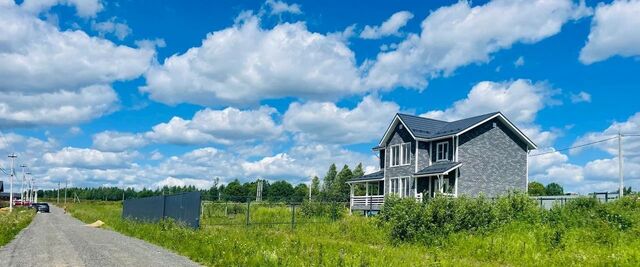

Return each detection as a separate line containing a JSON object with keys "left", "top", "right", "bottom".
{"left": 346, "top": 112, "right": 537, "bottom": 212}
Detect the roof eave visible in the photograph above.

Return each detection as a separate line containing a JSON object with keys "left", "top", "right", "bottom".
{"left": 378, "top": 114, "right": 418, "bottom": 147}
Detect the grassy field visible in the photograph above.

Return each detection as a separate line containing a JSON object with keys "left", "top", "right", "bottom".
{"left": 63, "top": 196, "right": 640, "bottom": 266}
{"left": 0, "top": 208, "right": 36, "bottom": 246}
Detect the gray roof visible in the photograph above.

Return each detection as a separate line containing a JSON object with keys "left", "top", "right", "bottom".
{"left": 415, "top": 161, "right": 461, "bottom": 176}
{"left": 397, "top": 112, "right": 500, "bottom": 139}
{"left": 347, "top": 170, "right": 384, "bottom": 183}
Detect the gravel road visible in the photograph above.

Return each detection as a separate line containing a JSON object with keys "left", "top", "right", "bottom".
{"left": 0, "top": 205, "right": 201, "bottom": 267}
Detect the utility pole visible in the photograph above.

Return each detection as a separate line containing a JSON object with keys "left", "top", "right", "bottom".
{"left": 20, "top": 164, "right": 26, "bottom": 204}
{"left": 8, "top": 153, "right": 17, "bottom": 212}
{"left": 618, "top": 130, "right": 624, "bottom": 197}
{"left": 64, "top": 180, "right": 68, "bottom": 205}
{"left": 26, "top": 172, "right": 32, "bottom": 203}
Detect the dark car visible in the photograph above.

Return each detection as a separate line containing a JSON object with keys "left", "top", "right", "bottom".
{"left": 32, "top": 203, "right": 50, "bottom": 213}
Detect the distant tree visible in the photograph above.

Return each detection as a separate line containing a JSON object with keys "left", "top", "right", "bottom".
{"left": 545, "top": 183, "right": 564, "bottom": 196}
{"left": 352, "top": 163, "right": 365, "bottom": 178}
{"left": 333, "top": 165, "right": 353, "bottom": 202}
{"left": 265, "top": 180, "right": 294, "bottom": 202}
{"left": 310, "top": 176, "right": 320, "bottom": 199}
{"left": 207, "top": 178, "right": 220, "bottom": 201}
{"left": 528, "top": 181, "right": 546, "bottom": 196}
{"left": 323, "top": 164, "right": 337, "bottom": 192}
{"left": 624, "top": 186, "right": 633, "bottom": 195}
{"left": 223, "top": 179, "right": 247, "bottom": 201}
{"left": 293, "top": 183, "right": 309, "bottom": 202}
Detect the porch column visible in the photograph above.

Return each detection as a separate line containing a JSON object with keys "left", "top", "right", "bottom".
{"left": 349, "top": 184, "right": 354, "bottom": 214}
{"left": 438, "top": 175, "right": 443, "bottom": 193}
{"left": 365, "top": 181, "right": 369, "bottom": 206}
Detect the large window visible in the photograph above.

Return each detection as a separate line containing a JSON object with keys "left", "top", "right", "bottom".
{"left": 390, "top": 178, "right": 399, "bottom": 195}
{"left": 390, "top": 177, "right": 412, "bottom": 197}
{"left": 389, "top": 142, "right": 411, "bottom": 167}
{"left": 436, "top": 142, "right": 449, "bottom": 161}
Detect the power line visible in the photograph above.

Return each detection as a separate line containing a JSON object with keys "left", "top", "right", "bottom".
{"left": 528, "top": 136, "right": 618, "bottom": 157}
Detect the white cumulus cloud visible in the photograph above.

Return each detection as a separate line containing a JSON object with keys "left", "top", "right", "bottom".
{"left": 365, "top": 0, "right": 590, "bottom": 90}
{"left": 92, "top": 131, "right": 148, "bottom": 152}
{"left": 580, "top": 0, "right": 640, "bottom": 64}
{"left": 141, "top": 14, "right": 364, "bottom": 106}
{"left": 360, "top": 11, "right": 414, "bottom": 39}
{"left": 42, "top": 147, "right": 137, "bottom": 169}
{"left": 421, "top": 79, "right": 559, "bottom": 147}
{"left": 146, "top": 106, "right": 283, "bottom": 145}
{"left": 284, "top": 95, "right": 399, "bottom": 144}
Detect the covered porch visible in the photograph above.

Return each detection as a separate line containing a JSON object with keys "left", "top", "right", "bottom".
{"left": 346, "top": 171, "right": 385, "bottom": 212}
{"left": 414, "top": 161, "right": 461, "bottom": 198}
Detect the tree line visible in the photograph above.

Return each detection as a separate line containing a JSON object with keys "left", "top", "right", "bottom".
{"left": 37, "top": 163, "right": 365, "bottom": 203}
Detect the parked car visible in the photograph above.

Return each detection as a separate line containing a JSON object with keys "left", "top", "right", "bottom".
{"left": 31, "top": 203, "right": 50, "bottom": 213}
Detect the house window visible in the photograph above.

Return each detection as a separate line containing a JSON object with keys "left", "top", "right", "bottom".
{"left": 389, "top": 143, "right": 411, "bottom": 167}
{"left": 401, "top": 143, "right": 410, "bottom": 165}
{"left": 390, "top": 177, "right": 411, "bottom": 197}
{"left": 402, "top": 177, "right": 411, "bottom": 197}
{"left": 436, "top": 142, "right": 448, "bottom": 161}
{"left": 390, "top": 145, "right": 400, "bottom": 166}
{"left": 390, "top": 178, "right": 399, "bottom": 195}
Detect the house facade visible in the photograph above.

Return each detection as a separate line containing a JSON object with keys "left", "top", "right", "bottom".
{"left": 346, "top": 112, "right": 537, "bottom": 211}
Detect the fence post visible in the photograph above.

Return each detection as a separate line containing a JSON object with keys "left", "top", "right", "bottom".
{"left": 331, "top": 202, "right": 336, "bottom": 222}
{"left": 291, "top": 204, "right": 296, "bottom": 230}
{"left": 246, "top": 199, "right": 251, "bottom": 226}
{"left": 162, "top": 195, "right": 167, "bottom": 220}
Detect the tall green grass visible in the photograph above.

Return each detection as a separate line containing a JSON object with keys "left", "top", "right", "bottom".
{"left": 0, "top": 208, "right": 35, "bottom": 246}
{"left": 64, "top": 195, "right": 640, "bottom": 266}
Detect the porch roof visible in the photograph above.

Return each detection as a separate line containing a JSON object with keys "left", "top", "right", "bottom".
{"left": 346, "top": 170, "right": 384, "bottom": 183}
{"left": 414, "top": 161, "right": 461, "bottom": 176}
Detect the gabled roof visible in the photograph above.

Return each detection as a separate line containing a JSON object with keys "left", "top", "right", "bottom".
{"left": 414, "top": 161, "right": 462, "bottom": 176}
{"left": 346, "top": 170, "right": 384, "bottom": 183}
{"left": 378, "top": 111, "right": 537, "bottom": 150}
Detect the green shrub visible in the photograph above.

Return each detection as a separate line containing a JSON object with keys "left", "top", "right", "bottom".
{"left": 378, "top": 195, "right": 427, "bottom": 242}
{"left": 494, "top": 192, "right": 541, "bottom": 223}
{"left": 299, "top": 201, "right": 345, "bottom": 220}
{"left": 452, "top": 195, "right": 498, "bottom": 232}
{"left": 379, "top": 193, "right": 544, "bottom": 243}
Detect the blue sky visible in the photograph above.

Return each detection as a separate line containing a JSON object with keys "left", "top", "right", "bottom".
{"left": 1, "top": 0, "right": 639, "bottom": 193}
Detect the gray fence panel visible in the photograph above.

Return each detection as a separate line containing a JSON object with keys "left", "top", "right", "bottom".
{"left": 123, "top": 195, "right": 164, "bottom": 222}
{"left": 122, "top": 192, "right": 201, "bottom": 228}
{"left": 164, "top": 192, "right": 201, "bottom": 228}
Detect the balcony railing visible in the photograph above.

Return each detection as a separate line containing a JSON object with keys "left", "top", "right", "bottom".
{"left": 351, "top": 195, "right": 385, "bottom": 207}
{"left": 350, "top": 194, "right": 423, "bottom": 210}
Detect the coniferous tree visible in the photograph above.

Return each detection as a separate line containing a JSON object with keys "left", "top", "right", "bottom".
{"left": 323, "top": 164, "right": 337, "bottom": 193}
{"left": 352, "top": 163, "right": 364, "bottom": 178}
{"left": 310, "top": 176, "right": 320, "bottom": 199}
{"left": 333, "top": 164, "right": 353, "bottom": 202}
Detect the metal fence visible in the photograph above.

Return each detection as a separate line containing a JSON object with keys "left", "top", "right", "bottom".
{"left": 530, "top": 192, "right": 620, "bottom": 210}
{"left": 123, "top": 192, "right": 201, "bottom": 228}
{"left": 200, "top": 200, "right": 348, "bottom": 229}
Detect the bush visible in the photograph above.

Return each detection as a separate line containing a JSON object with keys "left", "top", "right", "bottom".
{"left": 494, "top": 192, "right": 541, "bottom": 223}
{"left": 378, "top": 195, "right": 427, "bottom": 242}
{"left": 452, "top": 195, "right": 498, "bottom": 232}
{"left": 379, "top": 193, "right": 542, "bottom": 243}
{"left": 299, "top": 201, "right": 345, "bottom": 220}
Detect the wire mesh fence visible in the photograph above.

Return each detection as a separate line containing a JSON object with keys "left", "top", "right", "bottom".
{"left": 200, "top": 196, "right": 348, "bottom": 228}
